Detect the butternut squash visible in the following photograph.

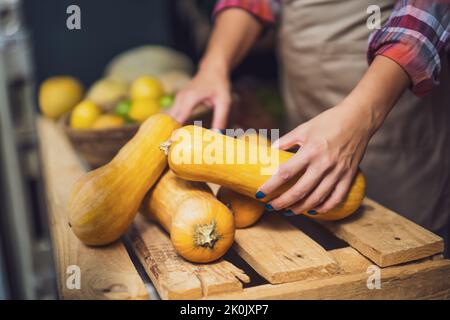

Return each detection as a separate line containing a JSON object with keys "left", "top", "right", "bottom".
{"left": 164, "top": 125, "right": 366, "bottom": 221}
{"left": 69, "top": 113, "right": 180, "bottom": 245}
{"left": 141, "top": 170, "right": 235, "bottom": 263}
{"left": 217, "top": 187, "right": 265, "bottom": 228}
{"left": 216, "top": 132, "right": 268, "bottom": 228}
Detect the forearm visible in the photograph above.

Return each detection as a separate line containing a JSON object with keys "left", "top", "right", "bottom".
{"left": 199, "top": 8, "right": 263, "bottom": 75}
{"left": 342, "top": 55, "right": 411, "bottom": 136}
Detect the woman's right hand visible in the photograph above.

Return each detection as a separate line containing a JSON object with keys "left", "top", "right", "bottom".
{"left": 168, "top": 62, "right": 231, "bottom": 130}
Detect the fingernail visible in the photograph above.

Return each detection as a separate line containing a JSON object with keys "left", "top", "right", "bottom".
{"left": 283, "top": 210, "right": 295, "bottom": 217}
{"left": 211, "top": 128, "right": 225, "bottom": 135}
{"left": 255, "top": 191, "right": 266, "bottom": 199}
{"left": 265, "top": 203, "right": 274, "bottom": 211}
{"left": 307, "top": 210, "right": 317, "bottom": 215}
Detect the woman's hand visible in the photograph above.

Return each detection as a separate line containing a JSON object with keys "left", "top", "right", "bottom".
{"left": 258, "top": 55, "right": 411, "bottom": 215}
{"left": 168, "top": 8, "right": 263, "bottom": 129}
{"left": 168, "top": 62, "right": 231, "bottom": 130}
{"left": 259, "top": 103, "right": 372, "bottom": 215}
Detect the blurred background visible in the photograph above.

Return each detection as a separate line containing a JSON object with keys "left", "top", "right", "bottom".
{"left": 0, "top": 0, "right": 284, "bottom": 299}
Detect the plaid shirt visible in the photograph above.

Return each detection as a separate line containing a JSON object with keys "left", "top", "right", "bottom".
{"left": 213, "top": 0, "right": 450, "bottom": 97}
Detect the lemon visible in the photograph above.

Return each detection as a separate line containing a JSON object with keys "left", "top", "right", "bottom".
{"left": 70, "top": 100, "right": 102, "bottom": 129}
{"left": 92, "top": 114, "right": 125, "bottom": 129}
{"left": 128, "top": 98, "right": 160, "bottom": 123}
{"left": 130, "top": 76, "right": 164, "bottom": 100}
{"left": 39, "top": 76, "right": 84, "bottom": 119}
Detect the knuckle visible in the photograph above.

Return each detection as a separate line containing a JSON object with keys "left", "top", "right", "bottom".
{"left": 331, "top": 195, "right": 345, "bottom": 208}
{"left": 307, "top": 146, "right": 324, "bottom": 160}
{"left": 305, "top": 147, "right": 319, "bottom": 159}
{"left": 321, "top": 153, "right": 336, "bottom": 168}
{"left": 338, "top": 161, "right": 351, "bottom": 173}
{"left": 313, "top": 138, "right": 328, "bottom": 152}
{"left": 336, "top": 193, "right": 346, "bottom": 204}
{"left": 334, "top": 162, "right": 346, "bottom": 175}
{"left": 277, "top": 167, "right": 292, "bottom": 181}
{"left": 308, "top": 195, "right": 323, "bottom": 207}
{"left": 323, "top": 197, "right": 340, "bottom": 211}
{"left": 291, "top": 188, "right": 306, "bottom": 200}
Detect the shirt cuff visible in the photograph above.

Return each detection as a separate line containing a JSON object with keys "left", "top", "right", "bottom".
{"left": 368, "top": 38, "right": 440, "bottom": 97}
{"left": 213, "top": 0, "right": 275, "bottom": 26}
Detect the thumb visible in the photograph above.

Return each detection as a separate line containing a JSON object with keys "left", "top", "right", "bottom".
{"left": 272, "top": 129, "right": 300, "bottom": 151}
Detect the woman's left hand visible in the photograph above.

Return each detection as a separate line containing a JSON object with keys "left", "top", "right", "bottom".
{"left": 258, "top": 102, "right": 373, "bottom": 215}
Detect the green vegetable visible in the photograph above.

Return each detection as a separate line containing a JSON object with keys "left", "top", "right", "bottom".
{"left": 159, "top": 95, "right": 174, "bottom": 109}
{"left": 114, "top": 100, "right": 132, "bottom": 120}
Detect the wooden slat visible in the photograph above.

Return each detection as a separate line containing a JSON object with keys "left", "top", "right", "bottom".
{"left": 233, "top": 214, "right": 339, "bottom": 284}
{"left": 128, "top": 216, "right": 249, "bottom": 300}
{"left": 319, "top": 198, "right": 444, "bottom": 267}
{"left": 329, "top": 247, "right": 372, "bottom": 274}
{"left": 204, "top": 259, "right": 450, "bottom": 300}
{"left": 37, "top": 117, "right": 148, "bottom": 300}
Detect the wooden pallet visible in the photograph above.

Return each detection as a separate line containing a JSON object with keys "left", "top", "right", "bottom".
{"left": 37, "top": 117, "right": 450, "bottom": 300}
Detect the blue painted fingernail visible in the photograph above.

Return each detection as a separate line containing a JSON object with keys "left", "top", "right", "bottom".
{"left": 307, "top": 210, "right": 317, "bottom": 215}
{"left": 211, "top": 128, "right": 225, "bottom": 135}
{"left": 255, "top": 191, "right": 266, "bottom": 199}
{"left": 265, "top": 203, "right": 273, "bottom": 211}
{"left": 283, "top": 210, "right": 295, "bottom": 217}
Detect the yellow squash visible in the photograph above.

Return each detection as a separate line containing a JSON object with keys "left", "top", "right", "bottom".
{"left": 165, "top": 125, "right": 365, "bottom": 221}
{"left": 216, "top": 132, "right": 268, "bottom": 228}
{"left": 142, "top": 170, "right": 235, "bottom": 263}
{"left": 217, "top": 187, "right": 265, "bottom": 228}
{"left": 69, "top": 113, "right": 180, "bottom": 245}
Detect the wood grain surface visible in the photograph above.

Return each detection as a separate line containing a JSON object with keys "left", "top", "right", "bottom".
{"left": 128, "top": 215, "right": 249, "bottom": 299}
{"left": 37, "top": 117, "right": 148, "bottom": 300}
{"left": 233, "top": 214, "right": 340, "bottom": 284}
{"left": 320, "top": 198, "right": 444, "bottom": 267}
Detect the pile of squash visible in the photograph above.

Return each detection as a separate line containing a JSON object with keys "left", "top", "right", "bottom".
{"left": 69, "top": 114, "right": 366, "bottom": 263}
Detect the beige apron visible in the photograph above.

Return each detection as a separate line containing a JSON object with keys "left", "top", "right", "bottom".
{"left": 278, "top": 0, "right": 450, "bottom": 231}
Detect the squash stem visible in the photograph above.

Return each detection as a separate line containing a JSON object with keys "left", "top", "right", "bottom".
{"left": 160, "top": 140, "right": 172, "bottom": 155}
{"left": 194, "top": 221, "right": 219, "bottom": 249}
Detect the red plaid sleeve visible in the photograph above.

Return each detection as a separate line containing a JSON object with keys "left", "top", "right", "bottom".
{"left": 368, "top": 0, "right": 450, "bottom": 97}
{"left": 213, "top": 0, "right": 275, "bottom": 25}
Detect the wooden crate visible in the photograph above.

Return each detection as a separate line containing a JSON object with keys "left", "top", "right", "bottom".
{"left": 37, "top": 117, "right": 450, "bottom": 300}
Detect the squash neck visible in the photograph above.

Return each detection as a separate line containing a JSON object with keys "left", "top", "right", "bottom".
{"left": 194, "top": 221, "right": 220, "bottom": 249}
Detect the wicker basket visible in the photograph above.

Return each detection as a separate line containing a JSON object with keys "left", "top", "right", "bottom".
{"left": 60, "top": 106, "right": 213, "bottom": 168}
{"left": 61, "top": 114, "right": 139, "bottom": 168}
